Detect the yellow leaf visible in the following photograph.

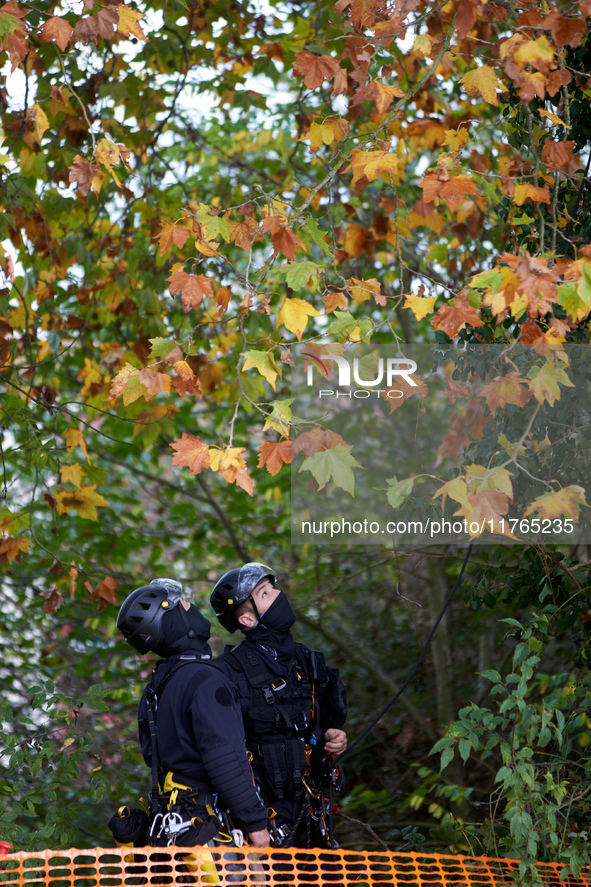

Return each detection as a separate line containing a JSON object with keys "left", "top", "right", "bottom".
{"left": 61, "top": 464, "right": 84, "bottom": 488}
{"left": 95, "top": 138, "right": 120, "bottom": 170}
{"left": 54, "top": 485, "right": 109, "bottom": 521}
{"left": 348, "top": 278, "right": 383, "bottom": 305}
{"left": 30, "top": 104, "right": 49, "bottom": 143}
{"left": 513, "top": 36, "right": 555, "bottom": 69}
{"left": 434, "top": 475, "right": 470, "bottom": 512}
{"left": 513, "top": 184, "right": 551, "bottom": 206}
{"left": 523, "top": 485, "right": 587, "bottom": 521}
{"left": 303, "top": 118, "right": 349, "bottom": 152}
{"left": 64, "top": 429, "right": 89, "bottom": 461}
{"left": 412, "top": 33, "right": 433, "bottom": 58}
{"left": 69, "top": 562, "right": 78, "bottom": 599}
{"left": 0, "top": 536, "right": 30, "bottom": 565}
{"left": 174, "top": 360, "right": 194, "bottom": 380}
{"left": 509, "top": 291, "right": 528, "bottom": 319}
{"left": 443, "top": 129, "right": 469, "bottom": 152}
{"left": 348, "top": 150, "right": 400, "bottom": 184}
{"left": 404, "top": 293, "right": 436, "bottom": 320}
{"left": 117, "top": 5, "right": 148, "bottom": 41}
{"left": 209, "top": 447, "right": 253, "bottom": 495}
{"left": 538, "top": 108, "right": 570, "bottom": 129}
{"left": 527, "top": 362, "right": 574, "bottom": 407}
{"left": 464, "top": 464, "right": 514, "bottom": 500}
{"left": 243, "top": 350, "right": 280, "bottom": 389}
{"left": 277, "top": 297, "right": 320, "bottom": 341}
{"left": 460, "top": 66, "right": 506, "bottom": 106}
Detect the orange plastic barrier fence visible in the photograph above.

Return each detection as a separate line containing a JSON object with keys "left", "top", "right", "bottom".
{"left": 1, "top": 846, "right": 591, "bottom": 887}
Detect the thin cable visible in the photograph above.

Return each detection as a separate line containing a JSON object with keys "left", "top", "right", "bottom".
{"left": 338, "top": 544, "right": 473, "bottom": 761}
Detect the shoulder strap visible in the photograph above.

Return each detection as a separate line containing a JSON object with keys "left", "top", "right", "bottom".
{"left": 228, "top": 642, "right": 279, "bottom": 689}
{"left": 145, "top": 655, "right": 209, "bottom": 811}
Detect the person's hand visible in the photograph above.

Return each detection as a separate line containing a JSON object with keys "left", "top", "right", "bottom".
{"left": 248, "top": 828, "right": 270, "bottom": 847}
{"left": 324, "top": 728, "right": 347, "bottom": 755}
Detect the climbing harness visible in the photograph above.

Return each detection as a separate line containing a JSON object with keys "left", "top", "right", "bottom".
{"left": 109, "top": 654, "right": 242, "bottom": 849}
{"left": 222, "top": 642, "right": 346, "bottom": 848}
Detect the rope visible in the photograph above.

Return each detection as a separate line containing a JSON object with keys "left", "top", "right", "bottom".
{"left": 339, "top": 544, "right": 473, "bottom": 761}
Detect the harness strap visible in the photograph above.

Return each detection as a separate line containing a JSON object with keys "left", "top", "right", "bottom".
{"left": 145, "top": 654, "right": 212, "bottom": 813}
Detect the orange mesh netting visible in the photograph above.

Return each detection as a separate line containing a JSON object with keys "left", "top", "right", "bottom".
{"left": 1, "top": 846, "right": 591, "bottom": 887}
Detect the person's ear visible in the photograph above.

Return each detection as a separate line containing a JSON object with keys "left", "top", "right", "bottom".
{"left": 238, "top": 609, "right": 257, "bottom": 629}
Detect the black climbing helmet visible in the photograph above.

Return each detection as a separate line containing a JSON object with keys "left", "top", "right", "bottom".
{"left": 210, "top": 562, "right": 276, "bottom": 633}
{"left": 117, "top": 578, "right": 184, "bottom": 654}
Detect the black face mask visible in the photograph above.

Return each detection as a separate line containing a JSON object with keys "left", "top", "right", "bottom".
{"left": 259, "top": 592, "right": 296, "bottom": 632}
{"left": 245, "top": 592, "right": 295, "bottom": 667}
{"left": 154, "top": 604, "right": 212, "bottom": 658}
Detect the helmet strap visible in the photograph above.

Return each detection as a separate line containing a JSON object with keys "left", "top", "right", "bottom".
{"left": 178, "top": 602, "right": 196, "bottom": 639}
{"left": 248, "top": 594, "right": 264, "bottom": 628}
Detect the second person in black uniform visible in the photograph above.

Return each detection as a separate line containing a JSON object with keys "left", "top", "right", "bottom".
{"left": 210, "top": 563, "right": 347, "bottom": 848}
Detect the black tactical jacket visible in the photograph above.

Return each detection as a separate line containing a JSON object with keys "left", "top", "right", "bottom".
{"left": 137, "top": 651, "right": 267, "bottom": 834}
{"left": 214, "top": 640, "right": 347, "bottom": 806}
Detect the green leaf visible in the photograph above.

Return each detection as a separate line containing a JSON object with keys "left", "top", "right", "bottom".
{"left": 299, "top": 217, "right": 332, "bottom": 256}
{"left": 468, "top": 269, "right": 503, "bottom": 290}
{"left": 278, "top": 261, "right": 322, "bottom": 290}
{"left": 440, "top": 746, "right": 454, "bottom": 772}
{"left": 197, "top": 203, "right": 231, "bottom": 242}
{"left": 299, "top": 444, "right": 363, "bottom": 496}
{"left": 479, "top": 669, "right": 502, "bottom": 683}
{"left": 385, "top": 476, "right": 415, "bottom": 508}
{"left": 326, "top": 310, "right": 373, "bottom": 342}
{"left": 0, "top": 12, "right": 22, "bottom": 37}
{"left": 149, "top": 337, "right": 179, "bottom": 359}
{"left": 263, "top": 399, "right": 292, "bottom": 435}
{"left": 578, "top": 265, "right": 591, "bottom": 307}
{"left": 430, "top": 737, "right": 453, "bottom": 754}
{"left": 513, "top": 642, "right": 530, "bottom": 668}
{"left": 458, "top": 738, "right": 471, "bottom": 762}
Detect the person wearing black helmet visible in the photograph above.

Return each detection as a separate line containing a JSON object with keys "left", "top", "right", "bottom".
{"left": 210, "top": 563, "right": 347, "bottom": 848}
{"left": 116, "top": 578, "right": 269, "bottom": 849}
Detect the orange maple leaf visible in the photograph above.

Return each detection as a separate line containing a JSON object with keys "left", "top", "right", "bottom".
{"left": 384, "top": 375, "right": 429, "bottom": 414}
{"left": 455, "top": 0, "right": 477, "bottom": 37}
{"left": 349, "top": 80, "right": 405, "bottom": 114}
{"left": 229, "top": 219, "right": 259, "bottom": 250}
{"left": 421, "top": 173, "right": 480, "bottom": 213}
{"left": 431, "top": 293, "right": 484, "bottom": 338}
{"left": 139, "top": 367, "right": 172, "bottom": 401}
{"left": 156, "top": 221, "right": 191, "bottom": 255}
{"left": 479, "top": 372, "right": 532, "bottom": 413}
{"left": 292, "top": 428, "right": 349, "bottom": 456}
{"left": 271, "top": 227, "right": 305, "bottom": 261}
{"left": 167, "top": 270, "right": 213, "bottom": 311}
{"left": 37, "top": 16, "right": 72, "bottom": 51}
{"left": 172, "top": 375, "right": 202, "bottom": 399}
{"left": 324, "top": 291, "right": 347, "bottom": 313}
{"left": 257, "top": 441, "right": 292, "bottom": 476}
{"left": 71, "top": 8, "right": 118, "bottom": 45}
{"left": 437, "top": 398, "right": 486, "bottom": 462}
{"left": 292, "top": 50, "right": 339, "bottom": 89}
{"left": 170, "top": 433, "right": 211, "bottom": 474}
{"left": 0, "top": 535, "right": 30, "bottom": 566}
{"left": 542, "top": 140, "right": 575, "bottom": 170}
